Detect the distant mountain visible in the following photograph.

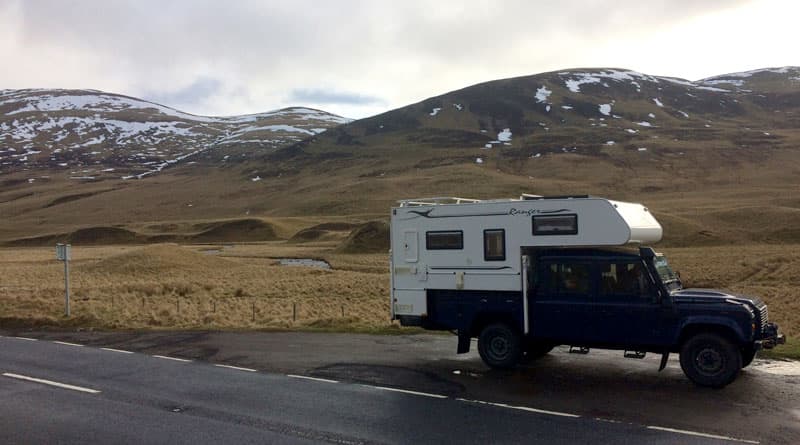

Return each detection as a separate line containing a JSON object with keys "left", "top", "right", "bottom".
{"left": 0, "top": 89, "right": 350, "bottom": 179}
{"left": 300, "top": 66, "right": 800, "bottom": 160}
{"left": 1, "top": 67, "right": 799, "bottom": 247}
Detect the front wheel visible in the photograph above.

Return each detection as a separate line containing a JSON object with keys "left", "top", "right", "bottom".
{"left": 478, "top": 323, "right": 522, "bottom": 370}
{"left": 741, "top": 346, "right": 757, "bottom": 368}
{"left": 679, "top": 333, "right": 742, "bottom": 388}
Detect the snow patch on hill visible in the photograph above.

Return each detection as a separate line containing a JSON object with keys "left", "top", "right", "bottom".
{"left": 535, "top": 86, "right": 552, "bottom": 103}
{"left": 0, "top": 89, "right": 351, "bottom": 178}
{"left": 702, "top": 67, "right": 797, "bottom": 80}
{"left": 497, "top": 128, "right": 512, "bottom": 142}
{"left": 562, "top": 69, "right": 659, "bottom": 93}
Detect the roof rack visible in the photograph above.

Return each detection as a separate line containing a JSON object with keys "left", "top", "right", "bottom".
{"left": 398, "top": 197, "right": 482, "bottom": 207}
{"left": 398, "top": 194, "right": 592, "bottom": 207}
{"left": 521, "top": 194, "right": 590, "bottom": 200}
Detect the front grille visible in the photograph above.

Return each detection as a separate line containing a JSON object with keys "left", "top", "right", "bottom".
{"left": 759, "top": 305, "right": 769, "bottom": 333}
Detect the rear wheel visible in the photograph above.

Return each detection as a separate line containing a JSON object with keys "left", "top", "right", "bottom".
{"left": 679, "top": 333, "right": 742, "bottom": 388}
{"left": 478, "top": 323, "right": 522, "bottom": 369}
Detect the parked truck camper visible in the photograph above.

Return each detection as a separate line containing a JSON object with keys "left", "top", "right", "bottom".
{"left": 390, "top": 195, "right": 784, "bottom": 388}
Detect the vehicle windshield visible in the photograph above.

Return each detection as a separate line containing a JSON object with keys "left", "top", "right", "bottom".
{"left": 654, "top": 254, "right": 682, "bottom": 291}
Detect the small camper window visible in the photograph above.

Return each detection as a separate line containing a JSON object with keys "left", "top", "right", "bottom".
{"left": 484, "top": 229, "right": 505, "bottom": 261}
{"left": 426, "top": 231, "right": 463, "bottom": 250}
{"left": 532, "top": 214, "right": 578, "bottom": 236}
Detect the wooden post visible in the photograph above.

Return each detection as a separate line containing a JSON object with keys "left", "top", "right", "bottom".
{"left": 252, "top": 300, "right": 256, "bottom": 321}
{"left": 292, "top": 302, "right": 297, "bottom": 322}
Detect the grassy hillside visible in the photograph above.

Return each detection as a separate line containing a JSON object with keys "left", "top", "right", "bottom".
{"left": 4, "top": 67, "right": 798, "bottom": 247}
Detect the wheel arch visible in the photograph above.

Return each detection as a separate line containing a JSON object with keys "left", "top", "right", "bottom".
{"left": 678, "top": 322, "right": 746, "bottom": 348}
{"left": 468, "top": 312, "right": 521, "bottom": 338}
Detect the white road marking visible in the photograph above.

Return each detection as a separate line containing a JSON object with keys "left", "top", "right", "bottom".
{"left": 2, "top": 373, "right": 100, "bottom": 394}
{"left": 215, "top": 364, "right": 257, "bottom": 372}
{"left": 647, "top": 426, "right": 759, "bottom": 444}
{"left": 53, "top": 341, "right": 84, "bottom": 347}
{"left": 100, "top": 347, "right": 134, "bottom": 354}
{"left": 287, "top": 374, "right": 339, "bottom": 384}
{"left": 595, "top": 417, "right": 622, "bottom": 424}
{"left": 365, "top": 385, "right": 448, "bottom": 399}
{"left": 456, "top": 398, "right": 580, "bottom": 418}
{"left": 12, "top": 337, "right": 37, "bottom": 341}
{"left": 152, "top": 355, "right": 192, "bottom": 362}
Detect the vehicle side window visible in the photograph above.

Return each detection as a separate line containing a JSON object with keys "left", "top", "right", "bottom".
{"left": 599, "top": 262, "right": 649, "bottom": 300}
{"left": 483, "top": 229, "right": 505, "bottom": 261}
{"left": 532, "top": 214, "right": 578, "bottom": 236}
{"left": 538, "top": 262, "right": 590, "bottom": 298}
{"left": 559, "top": 263, "right": 590, "bottom": 294}
{"left": 426, "top": 231, "right": 463, "bottom": 250}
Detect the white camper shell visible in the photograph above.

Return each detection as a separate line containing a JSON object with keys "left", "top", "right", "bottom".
{"left": 390, "top": 195, "right": 662, "bottom": 319}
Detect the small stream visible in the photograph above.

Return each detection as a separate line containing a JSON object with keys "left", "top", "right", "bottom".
{"left": 278, "top": 258, "right": 332, "bottom": 269}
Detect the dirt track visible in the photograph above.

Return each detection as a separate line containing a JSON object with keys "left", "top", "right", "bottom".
{"left": 4, "top": 329, "right": 798, "bottom": 444}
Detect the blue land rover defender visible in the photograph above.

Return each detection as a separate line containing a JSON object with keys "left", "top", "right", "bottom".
{"left": 420, "top": 246, "right": 785, "bottom": 388}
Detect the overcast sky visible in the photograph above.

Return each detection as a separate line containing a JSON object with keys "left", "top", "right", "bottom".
{"left": 1, "top": 0, "right": 796, "bottom": 119}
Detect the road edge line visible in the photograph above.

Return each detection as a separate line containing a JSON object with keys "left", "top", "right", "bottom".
{"left": 2, "top": 372, "right": 100, "bottom": 394}
{"left": 215, "top": 364, "right": 257, "bottom": 372}
{"left": 287, "top": 374, "right": 339, "bottom": 384}
{"left": 152, "top": 355, "right": 192, "bottom": 362}
{"left": 647, "top": 426, "right": 760, "bottom": 444}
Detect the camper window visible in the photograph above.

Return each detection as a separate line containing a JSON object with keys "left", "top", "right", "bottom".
{"left": 533, "top": 214, "right": 578, "bottom": 236}
{"left": 426, "top": 231, "right": 463, "bottom": 250}
{"left": 483, "top": 229, "right": 505, "bottom": 261}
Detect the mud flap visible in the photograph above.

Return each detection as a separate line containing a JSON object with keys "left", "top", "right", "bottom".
{"left": 457, "top": 332, "right": 471, "bottom": 354}
{"left": 658, "top": 352, "right": 669, "bottom": 372}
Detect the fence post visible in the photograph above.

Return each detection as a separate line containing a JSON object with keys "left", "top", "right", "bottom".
{"left": 341, "top": 305, "right": 345, "bottom": 317}
{"left": 292, "top": 302, "right": 297, "bottom": 322}
{"left": 213, "top": 300, "right": 216, "bottom": 313}
{"left": 176, "top": 298, "right": 180, "bottom": 314}
{"left": 56, "top": 244, "right": 71, "bottom": 317}
{"left": 252, "top": 300, "right": 256, "bottom": 322}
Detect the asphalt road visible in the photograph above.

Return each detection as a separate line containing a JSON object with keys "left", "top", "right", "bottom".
{"left": 1, "top": 331, "right": 796, "bottom": 444}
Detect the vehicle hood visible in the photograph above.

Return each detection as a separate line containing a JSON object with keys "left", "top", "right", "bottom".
{"left": 671, "top": 288, "right": 765, "bottom": 308}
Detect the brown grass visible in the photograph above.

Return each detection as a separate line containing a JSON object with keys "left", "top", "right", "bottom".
{"left": 0, "top": 243, "right": 797, "bottom": 358}
{"left": 0, "top": 243, "right": 390, "bottom": 330}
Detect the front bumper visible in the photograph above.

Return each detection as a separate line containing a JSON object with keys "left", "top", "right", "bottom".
{"left": 757, "top": 323, "right": 786, "bottom": 350}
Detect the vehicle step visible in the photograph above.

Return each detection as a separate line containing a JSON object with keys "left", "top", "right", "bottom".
{"left": 624, "top": 351, "right": 647, "bottom": 359}
{"left": 569, "top": 346, "right": 590, "bottom": 354}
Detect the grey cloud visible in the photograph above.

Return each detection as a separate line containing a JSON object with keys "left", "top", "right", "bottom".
{"left": 287, "top": 89, "right": 385, "bottom": 106}
{"left": 2, "top": 0, "right": 766, "bottom": 118}
{"left": 144, "top": 77, "right": 223, "bottom": 108}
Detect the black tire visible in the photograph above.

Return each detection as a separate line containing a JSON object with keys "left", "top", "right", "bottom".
{"left": 524, "top": 342, "right": 554, "bottom": 361}
{"left": 741, "top": 346, "right": 757, "bottom": 368}
{"left": 478, "top": 323, "right": 522, "bottom": 370}
{"left": 679, "top": 333, "right": 742, "bottom": 388}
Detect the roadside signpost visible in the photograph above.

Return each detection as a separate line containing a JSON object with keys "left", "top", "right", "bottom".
{"left": 56, "top": 244, "right": 71, "bottom": 317}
